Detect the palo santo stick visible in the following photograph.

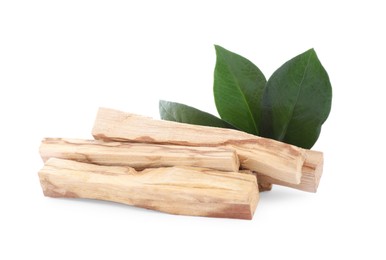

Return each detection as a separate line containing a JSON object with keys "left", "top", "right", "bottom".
{"left": 258, "top": 182, "right": 273, "bottom": 192}
{"left": 240, "top": 170, "right": 273, "bottom": 192}
{"left": 92, "top": 107, "right": 306, "bottom": 184}
{"left": 256, "top": 150, "right": 324, "bottom": 192}
{"left": 39, "top": 138, "right": 240, "bottom": 172}
{"left": 39, "top": 158, "right": 259, "bottom": 220}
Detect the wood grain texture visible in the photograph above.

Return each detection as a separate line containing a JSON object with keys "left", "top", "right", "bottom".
{"left": 256, "top": 150, "right": 324, "bottom": 192}
{"left": 38, "top": 158, "right": 259, "bottom": 219}
{"left": 39, "top": 138, "right": 240, "bottom": 172}
{"left": 240, "top": 170, "right": 273, "bottom": 192}
{"left": 92, "top": 107, "right": 306, "bottom": 184}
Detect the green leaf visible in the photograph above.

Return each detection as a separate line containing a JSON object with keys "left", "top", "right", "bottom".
{"left": 261, "top": 49, "right": 332, "bottom": 149}
{"left": 159, "top": 100, "right": 236, "bottom": 129}
{"left": 213, "top": 45, "right": 266, "bottom": 135}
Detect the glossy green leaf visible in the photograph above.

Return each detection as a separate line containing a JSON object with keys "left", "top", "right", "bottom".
{"left": 159, "top": 100, "right": 236, "bottom": 129}
{"left": 261, "top": 49, "right": 332, "bottom": 149}
{"left": 213, "top": 45, "right": 266, "bottom": 135}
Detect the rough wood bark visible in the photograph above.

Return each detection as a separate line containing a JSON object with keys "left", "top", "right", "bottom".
{"left": 39, "top": 138, "right": 240, "bottom": 172}
{"left": 92, "top": 107, "right": 306, "bottom": 184}
{"left": 39, "top": 158, "right": 259, "bottom": 220}
{"left": 256, "top": 150, "right": 324, "bottom": 192}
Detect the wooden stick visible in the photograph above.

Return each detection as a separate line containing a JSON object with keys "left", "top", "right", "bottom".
{"left": 256, "top": 150, "right": 324, "bottom": 192}
{"left": 39, "top": 138, "right": 240, "bottom": 172}
{"left": 92, "top": 107, "right": 306, "bottom": 184}
{"left": 39, "top": 158, "right": 259, "bottom": 220}
{"left": 240, "top": 170, "right": 273, "bottom": 192}
{"left": 258, "top": 182, "right": 273, "bottom": 192}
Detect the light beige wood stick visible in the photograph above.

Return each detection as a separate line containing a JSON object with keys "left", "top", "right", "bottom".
{"left": 256, "top": 150, "right": 324, "bottom": 192}
{"left": 240, "top": 170, "right": 273, "bottom": 192}
{"left": 39, "top": 138, "right": 240, "bottom": 172}
{"left": 92, "top": 107, "right": 306, "bottom": 184}
{"left": 39, "top": 158, "right": 259, "bottom": 220}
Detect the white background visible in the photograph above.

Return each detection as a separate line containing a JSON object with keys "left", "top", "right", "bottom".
{"left": 1, "top": 1, "right": 385, "bottom": 259}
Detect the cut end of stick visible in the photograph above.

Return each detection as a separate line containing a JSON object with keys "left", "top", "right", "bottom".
{"left": 256, "top": 150, "right": 324, "bottom": 193}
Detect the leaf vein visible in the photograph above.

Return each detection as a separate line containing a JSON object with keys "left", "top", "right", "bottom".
{"left": 219, "top": 52, "right": 259, "bottom": 135}
{"left": 279, "top": 51, "right": 313, "bottom": 140}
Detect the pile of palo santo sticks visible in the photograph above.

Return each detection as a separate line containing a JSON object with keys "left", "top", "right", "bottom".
{"left": 38, "top": 107, "right": 324, "bottom": 220}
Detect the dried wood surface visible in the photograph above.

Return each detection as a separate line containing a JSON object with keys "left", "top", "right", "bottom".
{"left": 92, "top": 107, "right": 307, "bottom": 184}
{"left": 240, "top": 170, "right": 273, "bottom": 192}
{"left": 256, "top": 150, "right": 323, "bottom": 192}
{"left": 39, "top": 138, "right": 240, "bottom": 172}
{"left": 39, "top": 158, "right": 259, "bottom": 219}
